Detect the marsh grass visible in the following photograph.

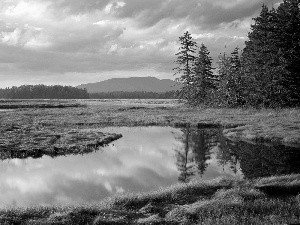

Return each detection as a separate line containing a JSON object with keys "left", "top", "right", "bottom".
{"left": 0, "top": 99, "right": 86, "bottom": 109}
{"left": 0, "top": 125, "right": 122, "bottom": 160}
{"left": 0, "top": 102, "right": 299, "bottom": 159}
{"left": 0, "top": 175, "right": 299, "bottom": 224}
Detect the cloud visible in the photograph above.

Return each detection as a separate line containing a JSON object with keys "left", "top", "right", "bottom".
{"left": 0, "top": 0, "right": 284, "bottom": 88}
{"left": 49, "top": 0, "right": 112, "bottom": 15}
{"left": 0, "top": 25, "right": 47, "bottom": 49}
{"left": 111, "top": 0, "right": 277, "bottom": 29}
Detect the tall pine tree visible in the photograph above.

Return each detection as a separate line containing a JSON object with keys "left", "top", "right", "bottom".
{"left": 241, "top": 5, "right": 289, "bottom": 107}
{"left": 191, "top": 44, "right": 216, "bottom": 105}
{"left": 217, "top": 47, "right": 244, "bottom": 106}
{"left": 173, "top": 31, "right": 198, "bottom": 103}
{"left": 275, "top": 0, "right": 300, "bottom": 106}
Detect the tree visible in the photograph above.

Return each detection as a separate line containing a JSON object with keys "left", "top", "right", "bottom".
{"left": 242, "top": 6, "right": 274, "bottom": 106}
{"left": 190, "top": 44, "right": 216, "bottom": 105}
{"left": 173, "top": 31, "right": 198, "bottom": 103}
{"left": 216, "top": 47, "right": 245, "bottom": 106}
{"left": 241, "top": 3, "right": 300, "bottom": 107}
{"left": 275, "top": 0, "right": 300, "bottom": 106}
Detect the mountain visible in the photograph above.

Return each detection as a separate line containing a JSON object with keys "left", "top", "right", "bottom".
{"left": 77, "top": 77, "right": 180, "bottom": 93}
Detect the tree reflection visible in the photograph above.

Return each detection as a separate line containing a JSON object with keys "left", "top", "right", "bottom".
{"left": 174, "top": 128, "right": 219, "bottom": 182}
{"left": 175, "top": 127, "right": 300, "bottom": 182}
{"left": 217, "top": 136, "right": 300, "bottom": 179}
{"left": 216, "top": 135, "right": 240, "bottom": 175}
{"left": 175, "top": 129, "right": 196, "bottom": 183}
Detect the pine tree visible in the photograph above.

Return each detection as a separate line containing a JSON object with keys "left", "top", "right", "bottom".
{"left": 275, "top": 0, "right": 300, "bottom": 106}
{"left": 216, "top": 52, "right": 231, "bottom": 106}
{"left": 217, "top": 47, "right": 244, "bottom": 106}
{"left": 190, "top": 43, "right": 215, "bottom": 105}
{"left": 241, "top": 5, "right": 288, "bottom": 107}
{"left": 173, "top": 31, "right": 198, "bottom": 103}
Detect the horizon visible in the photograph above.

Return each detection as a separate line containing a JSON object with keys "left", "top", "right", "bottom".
{"left": 0, "top": 0, "right": 281, "bottom": 88}
{"left": 1, "top": 76, "right": 177, "bottom": 89}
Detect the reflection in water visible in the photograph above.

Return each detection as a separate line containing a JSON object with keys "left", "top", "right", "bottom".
{"left": 177, "top": 128, "right": 300, "bottom": 181}
{"left": 218, "top": 137, "right": 300, "bottom": 179}
{"left": 175, "top": 129, "right": 219, "bottom": 182}
{"left": 175, "top": 129, "right": 196, "bottom": 183}
{"left": 0, "top": 126, "right": 299, "bottom": 208}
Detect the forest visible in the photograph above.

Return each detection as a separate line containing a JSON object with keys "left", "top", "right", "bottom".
{"left": 174, "top": 0, "right": 300, "bottom": 108}
{"left": 0, "top": 84, "right": 89, "bottom": 99}
{"left": 0, "top": 86, "right": 176, "bottom": 99}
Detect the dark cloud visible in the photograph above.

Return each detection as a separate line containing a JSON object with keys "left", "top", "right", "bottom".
{"left": 25, "top": 0, "right": 277, "bottom": 29}
{"left": 195, "top": 0, "right": 277, "bottom": 29}
{"left": 112, "top": 0, "right": 278, "bottom": 29}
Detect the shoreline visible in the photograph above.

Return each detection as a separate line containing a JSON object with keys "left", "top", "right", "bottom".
{"left": 0, "top": 174, "right": 299, "bottom": 224}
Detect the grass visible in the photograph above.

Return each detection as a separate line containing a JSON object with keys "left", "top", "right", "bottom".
{"left": 0, "top": 175, "right": 299, "bottom": 224}
{"left": 0, "top": 125, "right": 122, "bottom": 159}
{"left": 1, "top": 100, "right": 299, "bottom": 145}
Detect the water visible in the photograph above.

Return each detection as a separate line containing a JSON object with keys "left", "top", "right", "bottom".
{"left": 0, "top": 126, "right": 299, "bottom": 208}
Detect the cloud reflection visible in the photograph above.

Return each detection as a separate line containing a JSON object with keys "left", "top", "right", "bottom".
{"left": 0, "top": 127, "right": 244, "bottom": 208}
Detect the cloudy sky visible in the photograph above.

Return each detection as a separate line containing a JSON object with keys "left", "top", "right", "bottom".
{"left": 0, "top": 0, "right": 280, "bottom": 88}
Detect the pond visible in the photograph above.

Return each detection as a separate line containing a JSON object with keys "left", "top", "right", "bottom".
{"left": 0, "top": 126, "right": 299, "bottom": 208}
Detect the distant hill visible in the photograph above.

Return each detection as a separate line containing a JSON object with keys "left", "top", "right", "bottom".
{"left": 77, "top": 77, "right": 181, "bottom": 93}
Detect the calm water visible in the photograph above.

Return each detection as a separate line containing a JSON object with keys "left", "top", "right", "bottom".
{"left": 0, "top": 126, "right": 299, "bottom": 208}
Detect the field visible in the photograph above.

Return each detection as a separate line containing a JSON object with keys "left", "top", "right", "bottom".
{"left": 0, "top": 99, "right": 300, "bottom": 224}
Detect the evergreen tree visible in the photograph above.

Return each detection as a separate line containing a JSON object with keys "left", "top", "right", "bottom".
{"left": 275, "top": 0, "right": 300, "bottom": 106}
{"left": 242, "top": 5, "right": 273, "bottom": 106}
{"left": 173, "top": 31, "right": 198, "bottom": 103}
{"left": 191, "top": 44, "right": 216, "bottom": 105}
{"left": 216, "top": 52, "right": 231, "bottom": 106}
{"left": 217, "top": 47, "right": 245, "bottom": 106}
{"left": 241, "top": 5, "right": 289, "bottom": 107}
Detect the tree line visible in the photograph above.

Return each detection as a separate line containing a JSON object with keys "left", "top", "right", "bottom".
{"left": 0, "top": 85, "right": 89, "bottom": 99}
{"left": 89, "top": 91, "right": 176, "bottom": 99}
{"left": 174, "top": 0, "right": 300, "bottom": 108}
{"left": 0, "top": 85, "right": 176, "bottom": 99}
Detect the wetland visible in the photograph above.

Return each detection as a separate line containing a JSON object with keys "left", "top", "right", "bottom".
{"left": 0, "top": 99, "right": 300, "bottom": 224}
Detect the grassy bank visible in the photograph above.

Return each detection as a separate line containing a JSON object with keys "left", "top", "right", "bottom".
{"left": 0, "top": 174, "right": 299, "bottom": 224}
{"left": 0, "top": 126, "right": 122, "bottom": 160}
{"left": 1, "top": 101, "right": 299, "bottom": 146}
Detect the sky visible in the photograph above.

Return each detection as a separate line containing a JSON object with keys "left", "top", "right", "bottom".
{"left": 0, "top": 0, "right": 281, "bottom": 88}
